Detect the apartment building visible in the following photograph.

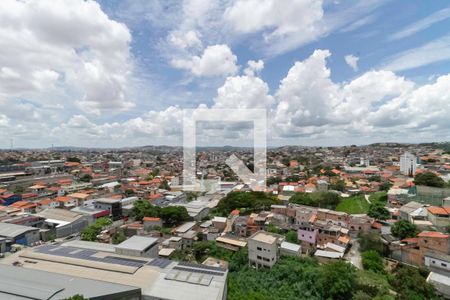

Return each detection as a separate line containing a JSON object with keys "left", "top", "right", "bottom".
{"left": 248, "top": 231, "right": 283, "bottom": 268}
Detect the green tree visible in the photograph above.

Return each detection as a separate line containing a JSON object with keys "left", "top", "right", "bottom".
{"left": 330, "top": 179, "right": 346, "bottom": 192}
{"left": 79, "top": 174, "right": 92, "bottom": 182}
{"left": 285, "top": 230, "right": 299, "bottom": 244}
{"left": 81, "top": 217, "right": 112, "bottom": 241}
{"left": 66, "top": 157, "right": 81, "bottom": 163}
{"left": 131, "top": 200, "right": 161, "bottom": 221}
{"left": 216, "top": 191, "right": 278, "bottom": 215}
{"left": 361, "top": 250, "right": 385, "bottom": 273}
{"left": 63, "top": 295, "right": 88, "bottom": 300}
{"left": 367, "top": 203, "right": 390, "bottom": 220}
{"left": 160, "top": 206, "right": 189, "bottom": 227}
{"left": 112, "top": 231, "right": 126, "bottom": 244}
{"left": 391, "top": 220, "right": 419, "bottom": 240}
{"left": 389, "top": 265, "right": 438, "bottom": 300}
{"left": 414, "top": 172, "right": 445, "bottom": 188}
{"left": 124, "top": 189, "right": 134, "bottom": 197}
{"left": 359, "top": 232, "right": 385, "bottom": 255}
{"left": 318, "top": 261, "right": 357, "bottom": 300}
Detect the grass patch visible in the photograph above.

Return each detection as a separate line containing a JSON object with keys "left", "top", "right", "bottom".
{"left": 369, "top": 191, "right": 388, "bottom": 205}
{"left": 336, "top": 195, "right": 370, "bottom": 214}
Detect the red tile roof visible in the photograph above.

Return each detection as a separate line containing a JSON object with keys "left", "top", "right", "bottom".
{"left": 418, "top": 231, "right": 449, "bottom": 239}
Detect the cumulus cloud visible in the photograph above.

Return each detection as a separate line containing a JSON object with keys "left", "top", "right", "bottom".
{"left": 171, "top": 44, "right": 238, "bottom": 77}
{"left": 0, "top": 0, "right": 134, "bottom": 115}
{"left": 244, "top": 60, "right": 264, "bottom": 76}
{"left": 344, "top": 54, "right": 359, "bottom": 71}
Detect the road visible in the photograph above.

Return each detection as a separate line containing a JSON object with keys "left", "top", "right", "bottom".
{"left": 345, "top": 239, "right": 363, "bottom": 269}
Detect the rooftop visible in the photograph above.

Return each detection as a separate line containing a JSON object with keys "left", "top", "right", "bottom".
{"left": 116, "top": 235, "right": 159, "bottom": 251}
{"left": 250, "top": 231, "right": 279, "bottom": 244}
{"left": 0, "top": 222, "right": 38, "bottom": 238}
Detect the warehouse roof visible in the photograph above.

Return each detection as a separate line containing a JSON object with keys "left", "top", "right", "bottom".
{"left": 0, "top": 222, "right": 38, "bottom": 238}
{"left": 116, "top": 235, "right": 158, "bottom": 251}
{"left": 0, "top": 264, "right": 140, "bottom": 299}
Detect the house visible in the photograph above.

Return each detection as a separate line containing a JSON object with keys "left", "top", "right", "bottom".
{"left": 248, "top": 231, "right": 283, "bottom": 268}
{"left": 280, "top": 241, "right": 301, "bottom": 257}
{"left": 55, "top": 196, "right": 77, "bottom": 209}
{"left": 399, "top": 201, "right": 424, "bottom": 222}
{"left": 427, "top": 206, "right": 450, "bottom": 228}
{"left": 143, "top": 217, "right": 163, "bottom": 231}
{"left": 94, "top": 198, "right": 122, "bottom": 220}
{"left": 212, "top": 216, "right": 227, "bottom": 232}
{"left": 38, "top": 198, "right": 59, "bottom": 210}
{"left": 115, "top": 236, "right": 159, "bottom": 258}
{"left": 0, "top": 222, "right": 40, "bottom": 247}
{"left": 67, "top": 192, "right": 90, "bottom": 206}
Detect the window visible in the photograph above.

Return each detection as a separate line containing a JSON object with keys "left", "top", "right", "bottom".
{"left": 257, "top": 247, "right": 262, "bottom": 251}
{"left": 442, "top": 263, "right": 447, "bottom": 267}
{"left": 257, "top": 255, "right": 262, "bottom": 260}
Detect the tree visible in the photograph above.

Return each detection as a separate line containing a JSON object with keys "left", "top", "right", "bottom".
{"left": 359, "top": 232, "right": 385, "bottom": 255}
{"left": 112, "top": 231, "right": 126, "bottom": 244}
{"left": 361, "top": 250, "right": 385, "bottom": 273}
{"left": 391, "top": 220, "right": 418, "bottom": 240}
{"left": 318, "top": 261, "right": 356, "bottom": 300}
{"left": 63, "top": 295, "right": 88, "bottom": 300}
{"left": 79, "top": 174, "right": 92, "bottom": 182}
{"left": 330, "top": 179, "right": 346, "bottom": 192}
{"left": 124, "top": 189, "right": 134, "bottom": 197}
{"left": 414, "top": 172, "right": 445, "bottom": 188}
{"left": 81, "top": 217, "right": 112, "bottom": 241}
{"left": 285, "top": 230, "right": 299, "bottom": 244}
{"left": 66, "top": 157, "right": 81, "bottom": 163}
{"left": 131, "top": 200, "right": 161, "bottom": 221}
{"left": 216, "top": 191, "right": 279, "bottom": 215}
{"left": 389, "top": 265, "right": 438, "bottom": 300}
{"left": 379, "top": 182, "right": 393, "bottom": 192}
{"left": 160, "top": 206, "right": 189, "bottom": 227}
{"left": 367, "top": 203, "right": 390, "bottom": 220}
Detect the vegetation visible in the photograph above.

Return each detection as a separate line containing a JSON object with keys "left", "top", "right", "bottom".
{"left": 285, "top": 230, "right": 299, "bottom": 244}
{"left": 369, "top": 191, "right": 388, "bottom": 205}
{"left": 367, "top": 203, "right": 390, "bottom": 220}
{"left": 81, "top": 217, "right": 112, "bottom": 241}
{"left": 66, "top": 156, "right": 81, "bottom": 163}
{"left": 111, "top": 231, "right": 126, "bottom": 244}
{"left": 290, "top": 192, "right": 341, "bottom": 210}
{"left": 391, "top": 220, "right": 419, "bottom": 240}
{"left": 359, "top": 232, "right": 385, "bottom": 255}
{"left": 79, "top": 174, "right": 92, "bottom": 182}
{"left": 335, "top": 195, "right": 369, "bottom": 214}
{"left": 389, "top": 265, "right": 439, "bottom": 300}
{"left": 63, "top": 295, "right": 88, "bottom": 300}
{"left": 361, "top": 250, "right": 385, "bottom": 273}
{"left": 414, "top": 172, "right": 446, "bottom": 188}
{"left": 215, "top": 191, "right": 279, "bottom": 215}
{"left": 329, "top": 179, "right": 346, "bottom": 192}
{"left": 168, "top": 239, "right": 437, "bottom": 300}
{"left": 131, "top": 200, "right": 189, "bottom": 226}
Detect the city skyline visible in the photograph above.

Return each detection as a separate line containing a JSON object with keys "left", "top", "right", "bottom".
{"left": 1, "top": 0, "right": 450, "bottom": 148}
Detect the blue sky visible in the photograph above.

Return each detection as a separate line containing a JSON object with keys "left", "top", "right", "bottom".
{"left": 0, "top": 0, "right": 450, "bottom": 148}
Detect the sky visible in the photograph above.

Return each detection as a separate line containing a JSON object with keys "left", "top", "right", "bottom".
{"left": 0, "top": 0, "right": 450, "bottom": 148}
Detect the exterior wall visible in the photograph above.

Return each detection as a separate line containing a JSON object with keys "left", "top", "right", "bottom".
{"left": 248, "top": 238, "right": 278, "bottom": 268}
{"left": 425, "top": 256, "right": 450, "bottom": 273}
{"left": 419, "top": 237, "right": 450, "bottom": 255}
{"left": 115, "top": 243, "right": 158, "bottom": 258}
{"left": 55, "top": 218, "right": 89, "bottom": 238}
{"left": 143, "top": 219, "right": 163, "bottom": 231}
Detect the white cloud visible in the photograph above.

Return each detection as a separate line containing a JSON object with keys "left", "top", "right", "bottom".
{"left": 389, "top": 7, "right": 450, "bottom": 41}
{"left": 168, "top": 30, "right": 202, "bottom": 50}
{"left": 271, "top": 49, "right": 449, "bottom": 142}
{"left": 213, "top": 74, "right": 273, "bottom": 109}
{"left": 382, "top": 34, "right": 450, "bottom": 71}
{"left": 244, "top": 60, "right": 264, "bottom": 76}
{"left": 171, "top": 44, "right": 238, "bottom": 77}
{"left": 344, "top": 54, "right": 359, "bottom": 71}
{"left": 0, "top": 0, "right": 133, "bottom": 115}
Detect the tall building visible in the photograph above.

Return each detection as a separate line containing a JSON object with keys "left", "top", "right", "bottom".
{"left": 248, "top": 231, "right": 283, "bottom": 268}
{"left": 400, "top": 152, "right": 417, "bottom": 176}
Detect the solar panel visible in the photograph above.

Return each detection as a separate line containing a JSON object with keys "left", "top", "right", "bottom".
{"left": 147, "top": 258, "right": 172, "bottom": 268}
{"left": 173, "top": 266, "right": 225, "bottom": 276}
{"left": 34, "top": 245, "right": 148, "bottom": 268}
{"left": 178, "top": 261, "right": 226, "bottom": 272}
